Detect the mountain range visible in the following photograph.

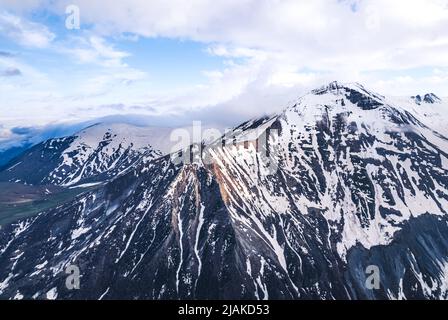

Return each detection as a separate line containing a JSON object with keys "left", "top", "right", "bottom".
{"left": 1, "top": 82, "right": 448, "bottom": 300}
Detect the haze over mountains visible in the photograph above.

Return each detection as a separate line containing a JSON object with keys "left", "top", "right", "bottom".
{"left": 0, "top": 82, "right": 448, "bottom": 300}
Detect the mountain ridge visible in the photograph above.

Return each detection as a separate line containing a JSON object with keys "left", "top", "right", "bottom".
{"left": 0, "top": 123, "right": 175, "bottom": 187}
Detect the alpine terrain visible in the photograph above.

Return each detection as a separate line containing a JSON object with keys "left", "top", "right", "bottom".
{"left": 1, "top": 82, "right": 448, "bottom": 300}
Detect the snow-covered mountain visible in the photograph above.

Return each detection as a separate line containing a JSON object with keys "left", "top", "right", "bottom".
{"left": 0, "top": 124, "right": 176, "bottom": 187}
{"left": 1, "top": 82, "right": 448, "bottom": 300}
{"left": 390, "top": 92, "right": 448, "bottom": 137}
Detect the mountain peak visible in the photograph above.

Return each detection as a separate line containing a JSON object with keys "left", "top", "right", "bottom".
{"left": 412, "top": 93, "right": 441, "bottom": 105}
{"left": 424, "top": 93, "right": 441, "bottom": 104}
{"left": 306, "top": 81, "right": 385, "bottom": 110}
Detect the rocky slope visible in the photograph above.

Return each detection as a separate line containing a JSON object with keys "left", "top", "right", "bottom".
{"left": 0, "top": 124, "right": 175, "bottom": 187}
{"left": 1, "top": 82, "right": 448, "bottom": 300}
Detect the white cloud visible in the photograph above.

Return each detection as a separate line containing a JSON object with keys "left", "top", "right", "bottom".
{"left": 1, "top": 0, "right": 448, "bottom": 128}
{"left": 0, "top": 11, "right": 55, "bottom": 47}
{"left": 72, "top": 68, "right": 147, "bottom": 98}
{"left": 4, "top": 0, "right": 447, "bottom": 69}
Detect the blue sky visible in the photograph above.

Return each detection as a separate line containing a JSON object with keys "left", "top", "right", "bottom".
{"left": 1, "top": 0, "right": 448, "bottom": 144}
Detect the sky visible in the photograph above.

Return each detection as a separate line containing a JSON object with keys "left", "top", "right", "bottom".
{"left": 1, "top": 0, "right": 448, "bottom": 144}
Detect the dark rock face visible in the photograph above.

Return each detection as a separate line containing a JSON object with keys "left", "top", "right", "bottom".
{"left": 1, "top": 83, "right": 448, "bottom": 300}
{"left": 412, "top": 93, "right": 441, "bottom": 105}
{"left": 0, "top": 127, "right": 159, "bottom": 187}
{"left": 346, "top": 214, "right": 448, "bottom": 300}
{"left": 0, "top": 137, "right": 76, "bottom": 185}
